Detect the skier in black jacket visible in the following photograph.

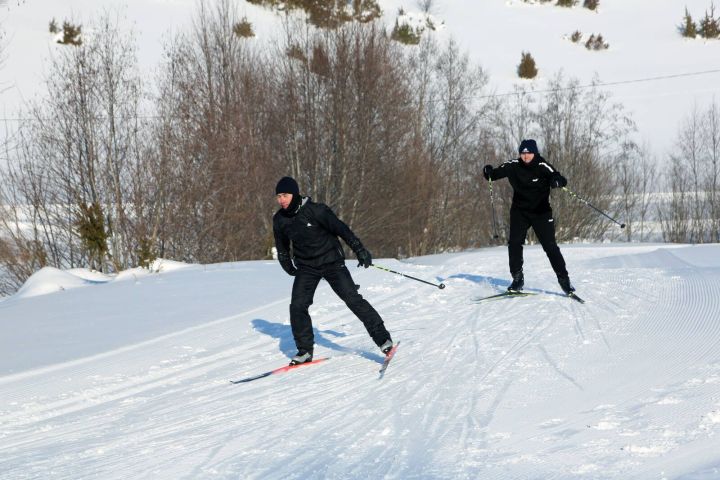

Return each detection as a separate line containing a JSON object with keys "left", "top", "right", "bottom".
{"left": 483, "top": 139, "right": 575, "bottom": 294}
{"left": 272, "top": 176, "right": 394, "bottom": 365}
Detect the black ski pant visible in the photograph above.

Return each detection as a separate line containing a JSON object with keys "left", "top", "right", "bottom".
{"left": 289, "top": 262, "right": 391, "bottom": 353}
{"left": 508, "top": 208, "right": 568, "bottom": 278}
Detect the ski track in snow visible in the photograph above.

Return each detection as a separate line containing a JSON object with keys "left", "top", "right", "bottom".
{"left": 1, "top": 245, "right": 720, "bottom": 479}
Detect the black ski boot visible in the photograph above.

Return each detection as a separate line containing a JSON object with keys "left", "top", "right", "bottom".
{"left": 507, "top": 271, "right": 524, "bottom": 292}
{"left": 289, "top": 350, "right": 313, "bottom": 366}
{"left": 558, "top": 276, "right": 575, "bottom": 295}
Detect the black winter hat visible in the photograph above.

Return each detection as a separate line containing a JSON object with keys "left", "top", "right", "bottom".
{"left": 275, "top": 176, "right": 299, "bottom": 195}
{"left": 518, "top": 139, "right": 539, "bottom": 155}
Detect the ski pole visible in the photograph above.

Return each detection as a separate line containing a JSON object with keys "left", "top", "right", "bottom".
{"left": 372, "top": 264, "right": 446, "bottom": 289}
{"left": 488, "top": 179, "right": 500, "bottom": 239}
{"left": 562, "top": 187, "right": 626, "bottom": 228}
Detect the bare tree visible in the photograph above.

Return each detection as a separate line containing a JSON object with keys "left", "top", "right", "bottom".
{"left": 681, "top": 104, "right": 706, "bottom": 242}
{"left": 0, "top": 137, "right": 51, "bottom": 294}
{"left": 660, "top": 101, "right": 720, "bottom": 243}
{"left": 154, "top": 0, "right": 278, "bottom": 262}
{"left": 615, "top": 141, "right": 658, "bottom": 241}
{"left": 633, "top": 142, "right": 658, "bottom": 242}
{"left": 403, "top": 38, "right": 497, "bottom": 254}
{"left": 702, "top": 100, "right": 720, "bottom": 241}
{"left": 0, "top": 12, "right": 150, "bottom": 286}
{"left": 658, "top": 159, "right": 692, "bottom": 243}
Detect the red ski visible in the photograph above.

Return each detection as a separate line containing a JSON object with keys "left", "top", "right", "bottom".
{"left": 378, "top": 341, "right": 400, "bottom": 379}
{"left": 230, "top": 357, "right": 329, "bottom": 384}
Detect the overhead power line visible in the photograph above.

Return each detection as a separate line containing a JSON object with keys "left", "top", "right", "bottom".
{"left": 0, "top": 68, "right": 719, "bottom": 123}
{"left": 479, "top": 68, "right": 720, "bottom": 99}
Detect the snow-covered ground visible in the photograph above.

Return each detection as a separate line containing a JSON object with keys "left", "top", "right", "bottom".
{"left": 2, "top": 243, "right": 720, "bottom": 478}
{"left": 1, "top": 0, "right": 720, "bottom": 154}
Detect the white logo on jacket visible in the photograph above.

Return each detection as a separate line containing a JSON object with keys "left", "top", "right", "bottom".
{"left": 539, "top": 162, "right": 555, "bottom": 173}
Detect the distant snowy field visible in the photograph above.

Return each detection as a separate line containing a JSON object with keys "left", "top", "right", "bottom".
{"left": 1, "top": 0, "right": 720, "bottom": 153}
{"left": 2, "top": 243, "right": 720, "bottom": 479}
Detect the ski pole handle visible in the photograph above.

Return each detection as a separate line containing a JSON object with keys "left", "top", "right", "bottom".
{"left": 372, "top": 264, "right": 446, "bottom": 289}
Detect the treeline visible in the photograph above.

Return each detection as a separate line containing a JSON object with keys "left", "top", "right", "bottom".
{"left": 660, "top": 102, "right": 720, "bottom": 243}
{"left": 0, "top": 1, "right": 717, "bottom": 295}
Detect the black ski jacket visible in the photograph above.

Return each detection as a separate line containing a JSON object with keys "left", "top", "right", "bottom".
{"left": 273, "top": 197, "right": 364, "bottom": 272}
{"left": 488, "top": 155, "right": 563, "bottom": 214}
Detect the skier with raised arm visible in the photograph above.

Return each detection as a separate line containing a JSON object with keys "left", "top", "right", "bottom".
{"left": 483, "top": 139, "right": 576, "bottom": 295}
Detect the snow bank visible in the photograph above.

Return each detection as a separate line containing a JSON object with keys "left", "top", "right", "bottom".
{"left": 14, "top": 266, "right": 111, "bottom": 299}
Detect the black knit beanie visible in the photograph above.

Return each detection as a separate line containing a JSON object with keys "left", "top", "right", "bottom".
{"left": 518, "top": 139, "right": 539, "bottom": 155}
{"left": 275, "top": 176, "right": 299, "bottom": 196}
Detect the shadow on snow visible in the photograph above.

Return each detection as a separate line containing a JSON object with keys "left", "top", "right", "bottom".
{"left": 251, "top": 318, "right": 384, "bottom": 363}
{"left": 445, "top": 272, "right": 569, "bottom": 298}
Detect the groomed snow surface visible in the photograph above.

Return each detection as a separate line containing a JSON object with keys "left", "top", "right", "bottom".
{"left": 1, "top": 243, "right": 720, "bottom": 479}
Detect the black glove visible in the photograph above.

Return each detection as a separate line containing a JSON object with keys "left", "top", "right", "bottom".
{"left": 278, "top": 253, "right": 297, "bottom": 276}
{"left": 280, "top": 261, "right": 297, "bottom": 276}
{"left": 550, "top": 173, "right": 567, "bottom": 189}
{"left": 483, "top": 165, "right": 494, "bottom": 180}
{"left": 356, "top": 248, "right": 372, "bottom": 268}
